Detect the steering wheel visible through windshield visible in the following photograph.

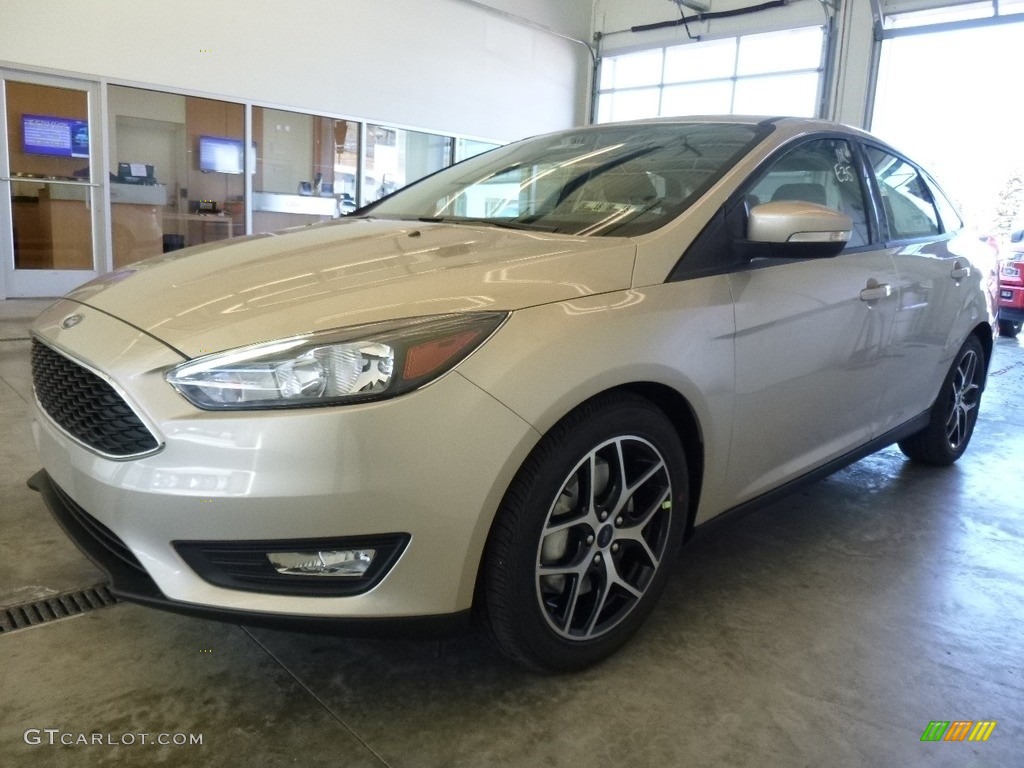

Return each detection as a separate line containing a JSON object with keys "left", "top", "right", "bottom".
{"left": 359, "top": 122, "right": 768, "bottom": 237}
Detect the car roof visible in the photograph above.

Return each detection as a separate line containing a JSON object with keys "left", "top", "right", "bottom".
{"left": 562, "top": 115, "right": 888, "bottom": 152}
{"left": 567, "top": 115, "right": 872, "bottom": 138}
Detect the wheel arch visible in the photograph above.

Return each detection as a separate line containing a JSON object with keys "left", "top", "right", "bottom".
{"left": 615, "top": 381, "right": 705, "bottom": 541}
{"left": 470, "top": 384, "right": 704, "bottom": 668}
{"left": 471, "top": 379, "right": 707, "bottom": 613}
{"left": 502, "top": 380, "right": 706, "bottom": 543}
{"left": 971, "top": 321, "right": 994, "bottom": 388}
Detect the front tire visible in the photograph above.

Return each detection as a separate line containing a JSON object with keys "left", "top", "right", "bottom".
{"left": 898, "top": 335, "right": 985, "bottom": 466}
{"left": 480, "top": 393, "right": 688, "bottom": 672}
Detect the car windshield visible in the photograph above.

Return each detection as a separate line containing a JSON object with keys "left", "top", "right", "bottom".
{"left": 360, "top": 122, "right": 768, "bottom": 237}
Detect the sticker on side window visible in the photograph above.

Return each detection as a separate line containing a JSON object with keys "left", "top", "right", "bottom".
{"left": 834, "top": 164, "right": 854, "bottom": 183}
{"left": 833, "top": 144, "right": 854, "bottom": 184}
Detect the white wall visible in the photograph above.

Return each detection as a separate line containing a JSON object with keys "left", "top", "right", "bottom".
{"left": 479, "top": 0, "right": 594, "bottom": 38}
{"left": 0, "top": 0, "right": 594, "bottom": 141}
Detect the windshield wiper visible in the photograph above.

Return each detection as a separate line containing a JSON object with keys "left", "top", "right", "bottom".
{"left": 417, "top": 216, "right": 559, "bottom": 233}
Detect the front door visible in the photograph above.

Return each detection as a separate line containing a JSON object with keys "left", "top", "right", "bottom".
{"left": 0, "top": 72, "right": 105, "bottom": 298}
{"left": 725, "top": 136, "right": 900, "bottom": 504}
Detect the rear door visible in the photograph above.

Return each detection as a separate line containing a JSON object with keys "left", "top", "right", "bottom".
{"left": 725, "top": 136, "right": 900, "bottom": 504}
{"left": 864, "top": 146, "right": 984, "bottom": 433}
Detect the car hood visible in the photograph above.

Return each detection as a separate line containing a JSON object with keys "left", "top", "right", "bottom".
{"left": 67, "top": 218, "right": 636, "bottom": 358}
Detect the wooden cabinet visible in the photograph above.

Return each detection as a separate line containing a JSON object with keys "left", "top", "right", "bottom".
{"left": 11, "top": 186, "right": 163, "bottom": 270}
{"left": 112, "top": 203, "right": 163, "bottom": 268}
{"left": 11, "top": 197, "right": 49, "bottom": 269}
{"left": 38, "top": 189, "right": 93, "bottom": 269}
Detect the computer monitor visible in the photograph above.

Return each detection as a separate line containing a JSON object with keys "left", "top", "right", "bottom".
{"left": 116, "top": 162, "right": 155, "bottom": 183}
{"left": 23, "top": 114, "right": 89, "bottom": 158}
{"left": 198, "top": 135, "right": 244, "bottom": 174}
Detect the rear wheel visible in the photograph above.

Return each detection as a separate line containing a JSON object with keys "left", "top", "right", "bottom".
{"left": 898, "top": 335, "right": 985, "bottom": 466}
{"left": 480, "top": 394, "right": 688, "bottom": 672}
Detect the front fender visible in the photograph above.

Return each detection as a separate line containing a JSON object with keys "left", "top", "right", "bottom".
{"left": 458, "top": 280, "right": 737, "bottom": 520}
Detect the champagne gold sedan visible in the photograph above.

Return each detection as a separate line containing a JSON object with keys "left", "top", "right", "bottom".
{"left": 29, "top": 117, "right": 997, "bottom": 671}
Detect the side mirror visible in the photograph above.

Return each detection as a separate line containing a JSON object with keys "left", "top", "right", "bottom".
{"left": 746, "top": 201, "right": 852, "bottom": 259}
{"left": 1010, "top": 229, "right": 1024, "bottom": 244}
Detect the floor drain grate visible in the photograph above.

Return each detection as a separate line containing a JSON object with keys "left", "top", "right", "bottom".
{"left": 0, "top": 584, "right": 119, "bottom": 635}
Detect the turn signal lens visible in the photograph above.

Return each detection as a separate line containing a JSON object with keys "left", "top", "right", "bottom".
{"left": 404, "top": 330, "right": 484, "bottom": 380}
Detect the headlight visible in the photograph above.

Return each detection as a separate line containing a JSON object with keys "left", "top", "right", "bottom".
{"left": 166, "top": 312, "right": 507, "bottom": 410}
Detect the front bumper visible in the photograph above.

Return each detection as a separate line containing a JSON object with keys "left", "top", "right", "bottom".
{"left": 30, "top": 300, "right": 539, "bottom": 627}
{"left": 999, "top": 278, "right": 1024, "bottom": 323}
{"left": 28, "top": 470, "right": 469, "bottom": 636}
{"left": 998, "top": 305, "right": 1024, "bottom": 324}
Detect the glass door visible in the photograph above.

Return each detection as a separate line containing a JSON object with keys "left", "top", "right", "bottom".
{"left": 1, "top": 72, "right": 105, "bottom": 298}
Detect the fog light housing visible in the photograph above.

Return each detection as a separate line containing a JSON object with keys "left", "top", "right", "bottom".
{"left": 174, "top": 534, "right": 410, "bottom": 596}
{"left": 267, "top": 549, "right": 375, "bottom": 577}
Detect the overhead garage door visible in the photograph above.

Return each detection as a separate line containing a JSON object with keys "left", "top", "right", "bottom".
{"left": 871, "top": 2, "right": 1024, "bottom": 235}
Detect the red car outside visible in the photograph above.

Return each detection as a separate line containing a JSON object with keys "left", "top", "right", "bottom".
{"left": 999, "top": 232, "right": 1024, "bottom": 337}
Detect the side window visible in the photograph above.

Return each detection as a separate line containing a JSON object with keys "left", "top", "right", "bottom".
{"left": 866, "top": 147, "right": 940, "bottom": 239}
{"left": 747, "top": 138, "right": 871, "bottom": 248}
{"left": 924, "top": 173, "right": 963, "bottom": 234}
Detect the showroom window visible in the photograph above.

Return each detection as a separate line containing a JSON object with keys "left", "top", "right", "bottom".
{"left": 252, "top": 107, "right": 359, "bottom": 233}
{"left": 103, "top": 91, "right": 484, "bottom": 249}
{"left": 6, "top": 80, "right": 94, "bottom": 272}
{"left": 597, "top": 26, "right": 825, "bottom": 122}
{"left": 455, "top": 137, "right": 500, "bottom": 163}
{"left": 362, "top": 125, "right": 453, "bottom": 205}
{"left": 108, "top": 86, "right": 244, "bottom": 265}
{"left": 3, "top": 68, "right": 499, "bottom": 299}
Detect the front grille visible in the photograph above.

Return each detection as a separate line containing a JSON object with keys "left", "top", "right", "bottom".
{"left": 31, "top": 339, "right": 159, "bottom": 457}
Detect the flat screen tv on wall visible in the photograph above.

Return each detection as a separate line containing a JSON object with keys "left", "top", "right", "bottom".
{"left": 198, "top": 135, "right": 244, "bottom": 174}
{"left": 22, "top": 114, "right": 90, "bottom": 158}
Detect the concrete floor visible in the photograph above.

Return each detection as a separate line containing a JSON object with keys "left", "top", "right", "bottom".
{"left": 1, "top": 296, "right": 1022, "bottom": 767}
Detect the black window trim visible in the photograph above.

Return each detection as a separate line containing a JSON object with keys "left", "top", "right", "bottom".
{"left": 669, "top": 131, "right": 884, "bottom": 282}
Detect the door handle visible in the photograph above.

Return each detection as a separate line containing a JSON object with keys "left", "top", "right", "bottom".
{"left": 860, "top": 278, "right": 892, "bottom": 302}
{"left": 951, "top": 260, "right": 970, "bottom": 280}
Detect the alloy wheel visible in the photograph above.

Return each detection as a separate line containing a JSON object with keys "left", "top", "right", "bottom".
{"left": 945, "top": 348, "right": 980, "bottom": 451}
{"left": 535, "top": 435, "right": 673, "bottom": 641}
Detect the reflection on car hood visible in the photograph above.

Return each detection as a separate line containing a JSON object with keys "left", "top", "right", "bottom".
{"left": 67, "top": 218, "right": 636, "bottom": 358}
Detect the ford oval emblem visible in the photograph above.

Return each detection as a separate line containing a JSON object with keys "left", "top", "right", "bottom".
{"left": 61, "top": 314, "right": 84, "bottom": 329}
